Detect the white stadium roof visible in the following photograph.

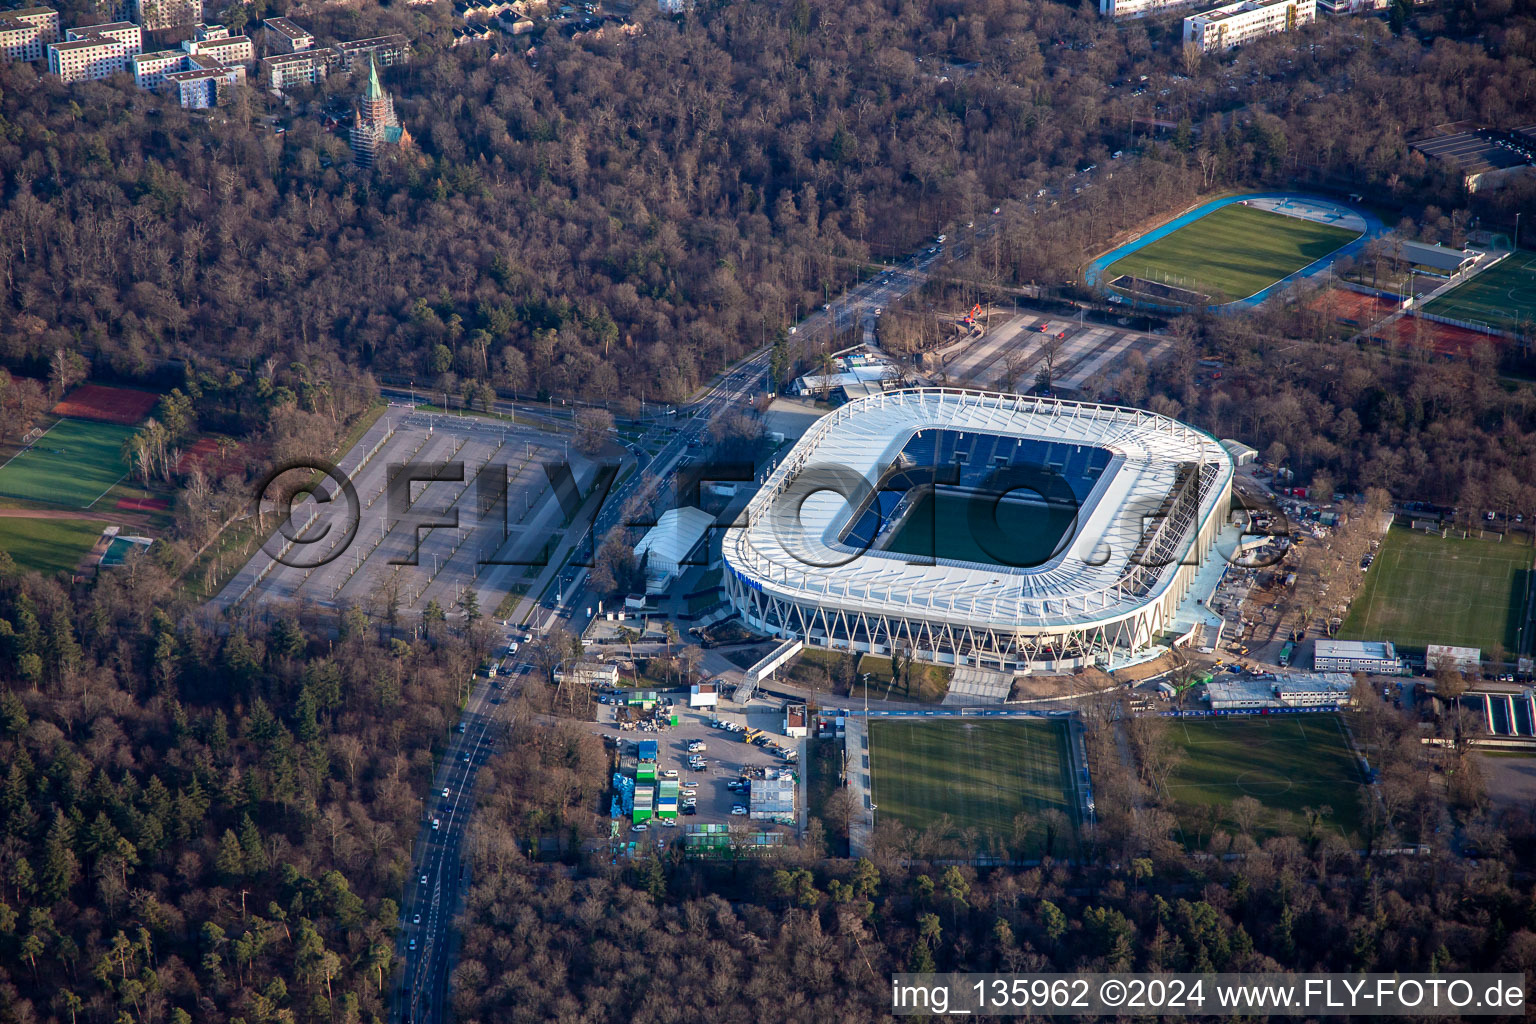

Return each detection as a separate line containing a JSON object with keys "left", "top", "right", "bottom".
{"left": 724, "top": 388, "right": 1233, "bottom": 640}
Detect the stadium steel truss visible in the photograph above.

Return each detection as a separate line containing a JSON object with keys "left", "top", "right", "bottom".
{"left": 722, "top": 388, "right": 1234, "bottom": 671}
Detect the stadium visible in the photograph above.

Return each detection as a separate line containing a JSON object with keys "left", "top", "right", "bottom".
{"left": 723, "top": 388, "right": 1234, "bottom": 672}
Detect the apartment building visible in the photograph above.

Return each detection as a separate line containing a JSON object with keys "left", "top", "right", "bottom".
{"left": 132, "top": 0, "right": 200, "bottom": 33}
{"left": 0, "top": 6, "right": 59, "bottom": 62}
{"left": 262, "top": 16, "right": 311, "bottom": 52}
{"left": 165, "top": 54, "right": 239, "bottom": 107}
{"left": 1100, "top": 0, "right": 1202, "bottom": 17}
{"left": 183, "top": 31, "right": 251, "bottom": 65}
{"left": 335, "top": 33, "right": 408, "bottom": 72}
{"left": 48, "top": 20, "right": 140, "bottom": 81}
{"left": 1182, "top": 0, "right": 1314, "bottom": 52}
{"left": 259, "top": 46, "right": 335, "bottom": 89}
{"left": 130, "top": 46, "right": 182, "bottom": 87}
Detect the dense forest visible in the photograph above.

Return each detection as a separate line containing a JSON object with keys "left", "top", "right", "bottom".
{"left": 0, "top": 558, "right": 483, "bottom": 1023}
{"left": 0, "top": 0, "right": 1533, "bottom": 413}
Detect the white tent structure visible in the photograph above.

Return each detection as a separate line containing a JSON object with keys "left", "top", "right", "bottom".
{"left": 635, "top": 506, "right": 715, "bottom": 593}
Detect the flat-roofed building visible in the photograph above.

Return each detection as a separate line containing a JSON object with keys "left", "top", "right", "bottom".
{"left": 66, "top": 20, "right": 139, "bottom": 47}
{"left": 1182, "top": 0, "right": 1314, "bottom": 52}
{"left": 165, "top": 58, "right": 238, "bottom": 107}
{"left": 49, "top": 23, "right": 141, "bottom": 82}
{"left": 1100, "top": 0, "right": 1203, "bottom": 17}
{"left": 0, "top": 7, "right": 60, "bottom": 63}
{"left": 183, "top": 32, "right": 251, "bottom": 65}
{"left": 262, "top": 16, "right": 311, "bottom": 52}
{"left": 131, "top": 47, "right": 183, "bottom": 88}
{"left": 133, "top": 0, "right": 200, "bottom": 32}
{"left": 1205, "top": 672, "right": 1355, "bottom": 709}
{"left": 335, "top": 33, "right": 408, "bottom": 71}
{"left": 1426, "top": 644, "right": 1481, "bottom": 675}
{"left": 260, "top": 46, "right": 334, "bottom": 89}
{"left": 1313, "top": 639, "right": 1403, "bottom": 674}
{"left": 193, "top": 22, "right": 226, "bottom": 38}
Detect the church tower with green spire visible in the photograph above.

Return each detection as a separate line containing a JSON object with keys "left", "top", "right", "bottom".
{"left": 350, "top": 54, "right": 410, "bottom": 168}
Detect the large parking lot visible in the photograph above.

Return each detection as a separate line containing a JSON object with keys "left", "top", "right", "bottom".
{"left": 595, "top": 699, "right": 804, "bottom": 829}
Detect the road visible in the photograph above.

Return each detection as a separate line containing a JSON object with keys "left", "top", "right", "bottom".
{"left": 388, "top": 230, "right": 953, "bottom": 1024}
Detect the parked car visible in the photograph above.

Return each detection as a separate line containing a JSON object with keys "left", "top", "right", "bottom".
{"left": 730, "top": 805, "right": 748, "bottom": 816}
{"left": 631, "top": 823, "right": 648, "bottom": 833}
{"left": 681, "top": 805, "right": 697, "bottom": 815}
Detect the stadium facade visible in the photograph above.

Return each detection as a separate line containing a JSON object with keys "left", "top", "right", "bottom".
{"left": 722, "top": 388, "right": 1234, "bottom": 672}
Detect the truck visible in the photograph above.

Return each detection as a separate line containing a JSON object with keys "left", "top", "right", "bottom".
{"left": 743, "top": 727, "right": 763, "bottom": 743}
{"left": 1278, "top": 642, "right": 1294, "bottom": 668}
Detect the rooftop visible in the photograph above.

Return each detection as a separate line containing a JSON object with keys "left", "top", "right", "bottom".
{"left": 1413, "top": 131, "right": 1529, "bottom": 175}
{"left": 51, "top": 35, "right": 126, "bottom": 50}
{"left": 263, "top": 17, "right": 310, "bottom": 39}
{"left": 1193, "top": 0, "right": 1295, "bottom": 22}
{"left": 726, "top": 388, "right": 1233, "bottom": 632}
{"left": 1314, "top": 639, "right": 1397, "bottom": 660}
{"left": 337, "top": 33, "right": 409, "bottom": 49}
{"left": 262, "top": 47, "right": 334, "bottom": 65}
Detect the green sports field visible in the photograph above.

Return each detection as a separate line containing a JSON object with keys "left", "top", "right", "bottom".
{"left": 1339, "top": 526, "right": 1531, "bottom": 652}
{"left": 0, "top": 518, "right": 105, "bottom": 576}
{"left": 1103, "top": 204, "right": 1362, "bottom": 303}
{"left": 0, "top": 418, "right": 136, "bottom": 508}
{"left": 1422, "top": 250, "right": 1536, "bottom": 332}
{"left": 1162, "top": 714, "right": 1365, "bottom": 843}
{"left": 886, "top": 490, "right": 1078, "bottom": 568}
{"left": 868, "top": 719, "right": 1079, "bottom": 848}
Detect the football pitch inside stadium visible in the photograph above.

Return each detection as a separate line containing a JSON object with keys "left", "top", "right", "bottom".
{"left": 868, "top": 719, "right": 1079, "bottom": 849}
{"left": 1162, "top": 714, "right": 1365, "bottom": 843}
{"left": 885, "top": 490, "right": 1079, "bottom": 568}
{"left": 1423, "top": 251, "right": 1536, "bottom": 332}
{"left": 0, "top": 418, "right": 136, "bottom": 508}
{"left": 1339, "top": 526, "right": 1531, "bottom": 652}
{"left": 1103, "top": 203, "right": 1361, "bottom": 303}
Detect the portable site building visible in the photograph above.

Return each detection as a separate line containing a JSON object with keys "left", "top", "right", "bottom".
{"left": 633, "top": 785, "right": 655, "bottom": 823}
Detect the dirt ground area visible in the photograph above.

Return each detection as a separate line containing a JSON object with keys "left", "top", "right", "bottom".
{"left": 1009, "top": 667, "right": 1116, "bottom": 700}
{"left": 1476, "top": 751, "right": 1536, "bottom": 815}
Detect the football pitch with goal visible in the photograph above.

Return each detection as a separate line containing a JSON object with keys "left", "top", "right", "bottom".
{"left": 1339, "top": 526, "right": 1531, "bottom": 652}
{"left": 0, "top": 418, "right": 136, "bottom": 508}
{"left": 1423, "top": 250, "right": 1536, "bottom": 332}
{"left": 868, "top": 719, "right": 1079, "bottom": 846}
{"left": 1103, "top": 203, "right": 1361, "bottom": 303}
{"left": 1162, "top": 714, "right": 1365, "bottom": 843}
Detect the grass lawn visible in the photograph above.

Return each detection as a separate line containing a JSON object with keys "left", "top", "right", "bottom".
{"left": 1339, "top": 526, "right": 1531, "bottom": 652}
{"left": 0, "top": 518, "right": 105, "bottom": 575}
{"left": 0, "top": 418, "right": 136, "bottom": 508}
{"left": 868, "top": 719, "right": 1078, "bottom": 848}
{"left": 1161, "top": 714, "right": 1365, "bottom": 845}
{"left": 1104, "top": 204, "right": 1361, "bottom": 303}
{"left": 1423, "top": 250, "right": 1536, "bottom": 332}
